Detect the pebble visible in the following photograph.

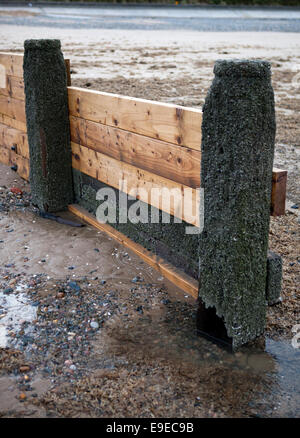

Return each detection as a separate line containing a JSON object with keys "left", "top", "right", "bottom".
{"left": 57, "top": 292, "right": 65, "bottom": 299}
{"left": 90, "top": 321, "right": 99, "bottom": 329}
{"left": 19, "top": 366, "right": 31, "bottom": 373}
{"left": 291, "top": 204, "right": 299, "bottom": 209}
{"left": 132, "top": 276, "right": 143, "bottom": 283}
{"left": 10, "top": 187, "right": 23, "bottom": 195}
{"left": 68, "top": 281, "right": 80, "bottom": 292}
{"left": 3, "top": 287, "right": 13, "bottom": 295}
{"left": 19, "top": 392, "right": 27, "bottom": 401}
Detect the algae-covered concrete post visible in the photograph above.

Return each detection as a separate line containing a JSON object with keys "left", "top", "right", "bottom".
{"left": 198, "top": 60, "right": 276, "bottom": 351}
{"left": 23, "top": 39, "right": 73, "bottom": 212}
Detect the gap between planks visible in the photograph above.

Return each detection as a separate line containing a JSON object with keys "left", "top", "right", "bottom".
{"left": 68, "top": 204, "right": 199, "bottom": 299}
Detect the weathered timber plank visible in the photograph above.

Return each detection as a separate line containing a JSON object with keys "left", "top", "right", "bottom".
{"left": 71, "top": 141, "right": 199, "bottom": 226}
{"left": 0, "top": 146, "right": 29, "bottom": 180}
{"left": 68, "top": 87, "right": 202, "bottom": 151}
{"left": 0, "top": 53, "right": 24, "bottom": 78}
{"left": 0, "top": 75, "right": 25, "bottom": 101}
{"left": 68, "top": 204, "right": 198, "bottom": 299}
{"left": 0, "top": 52, "right": 70, "bottom": 82}
{"left": 0, "top": 113, "right": 27, "bottom": 133}
{"left": 271, "top": 168, "right": 287, "bottom": 216}
{"left": 0, "top": 123, "right": 29, "bottom": 158}
{"left": 69, "top": 115, "right": 201, "bottom": 188}
{"left": 0, "top": 95, "right": 26, "bottom": 123}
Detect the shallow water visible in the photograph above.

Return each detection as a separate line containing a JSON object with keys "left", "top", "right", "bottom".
{"left": 95, "top": 298, "right": 300, "bottom": 417}
{"left": 0, "top": 209, "right": 182, "bottom": 293}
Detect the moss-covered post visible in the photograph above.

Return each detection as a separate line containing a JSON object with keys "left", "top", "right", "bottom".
{"left": 23, "top": 39, "right": 73, "bottom": 212}
{"left": 198, "top": 60, "right": 276, "bottom": 351}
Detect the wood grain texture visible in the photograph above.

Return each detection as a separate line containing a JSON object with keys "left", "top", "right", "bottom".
{"left": 0, "top": 146, "right": 29, "bottom": 180}
{"left": 69, "top": 115, "right": 201, "bottom": 188}
{"left": 0, "top": 75, "right": 25, "bottom": 101}
{"left": 0, "top": 95, "right": 26, "bottom": 123}
{"left": 0, "top": 123, "right": 29, "bottom": 158}
{"left": 0, "top": 53, "right": 24, "bottom": 79}
{"left": 0, "top": 113, "right": 27, "bottom": 133}
{"left": 271, "top": 168, "right": 288, "bottom": 216}
{"left": 71, "top": 141, "right": 199, "bottom": 226}
{"left": 68, "top": 204, "right": 198, "bottom": 299}
{"left": 68, "top": 86, "right": 202, "bottom": 150}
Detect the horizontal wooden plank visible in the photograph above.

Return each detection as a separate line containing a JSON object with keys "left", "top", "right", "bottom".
{"left": 71, "top": 141, "right": 199, "bottom": 226}
{"left": 68, "top": 204, "right": 198, "bottom": 299}
{"left": 0, "top": 53, "right": 24, "bottom": 79}
{"left": 70, "top": 115, "right": 201, "bottom": 188}
{"left": 0, "top": 146, "right": 29, "bottom": 180}
{"left": 0, "top": 95, "right": 26, "bottom": 124}
{"left": 0, "top": 113, "right": 27, "bottom": 133}
{"left": 0, "top": 123, "right": 29, "bottom": 159}
{"left": 271, "top": 168, "right": 287, "bottom": 216}
{"left": 68, "top": 87, "right": 202, "bottom": 151}
{"left": 0, "top": 52, "right": 70, "bottom": 97}
{"left": 0, "top": 75, "right": 25, "bottom": 101}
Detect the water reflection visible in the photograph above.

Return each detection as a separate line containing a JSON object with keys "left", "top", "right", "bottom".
{"left": 98, "top": 298, "right": 299, "bottom": 417}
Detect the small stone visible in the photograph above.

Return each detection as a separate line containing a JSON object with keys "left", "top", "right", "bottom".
{"left": 69, "top": 364, "right": 76, "bottom": 371}
{"left": 19, "top": 392, "right": 27, "bottom": 401}
{"left": 68, "top": 281, "right": 80, "bottom": 291}
{"left": 64, "top": 360, "right": 72, "bottom": 367}
{"left": 90, "top": 321, "right": 99, "bottom": 329}
{"left": 291, "top": 204, "right": 299, "bottom": 209}
{"left": 19, "top": 366, "right": 31, "bottom": 373}
{"left": 57, "top": 292, "right": 65, "bottom": 299}
{"left": 10, "top": 187, "right": 23, "bottom": 195}
{"left": 3, "top": 288, "right": 13, "bottom": 295}
{"left": 132, "top": 276, "right": 143, "bottom": 283}
{"left": 100, "top": 280, "right": 106, "bottom": 285}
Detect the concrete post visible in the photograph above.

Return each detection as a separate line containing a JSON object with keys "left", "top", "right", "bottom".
{"left": 23, "top": 39, "right": 73, "bottom": 212}
{"left": 198, "top": 60, "right": 276, "bottom": 351}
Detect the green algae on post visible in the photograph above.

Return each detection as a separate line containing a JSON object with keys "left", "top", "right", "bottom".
{"left": 198, "top": 60, "right": 276, "bottom": 350}
{"left": 23, "top": 39, "right": 73, "bottom": 212}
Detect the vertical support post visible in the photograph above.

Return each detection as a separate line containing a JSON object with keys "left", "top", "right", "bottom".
{"left": 23, "top": 39, "right": 73, "bottom": 212}
{"left": 198, "top": 60, "right": 276, "bottom": 351}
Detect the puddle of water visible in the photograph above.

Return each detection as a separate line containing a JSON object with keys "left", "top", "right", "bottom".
{"left": 94, "top": 301, "right": 300, "bottom": 417}
{"left": 0, "top": 209, "right": 183, "bottom": 296}
{"left": 0, "top": 290, "right": 37, "bottom": 348}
